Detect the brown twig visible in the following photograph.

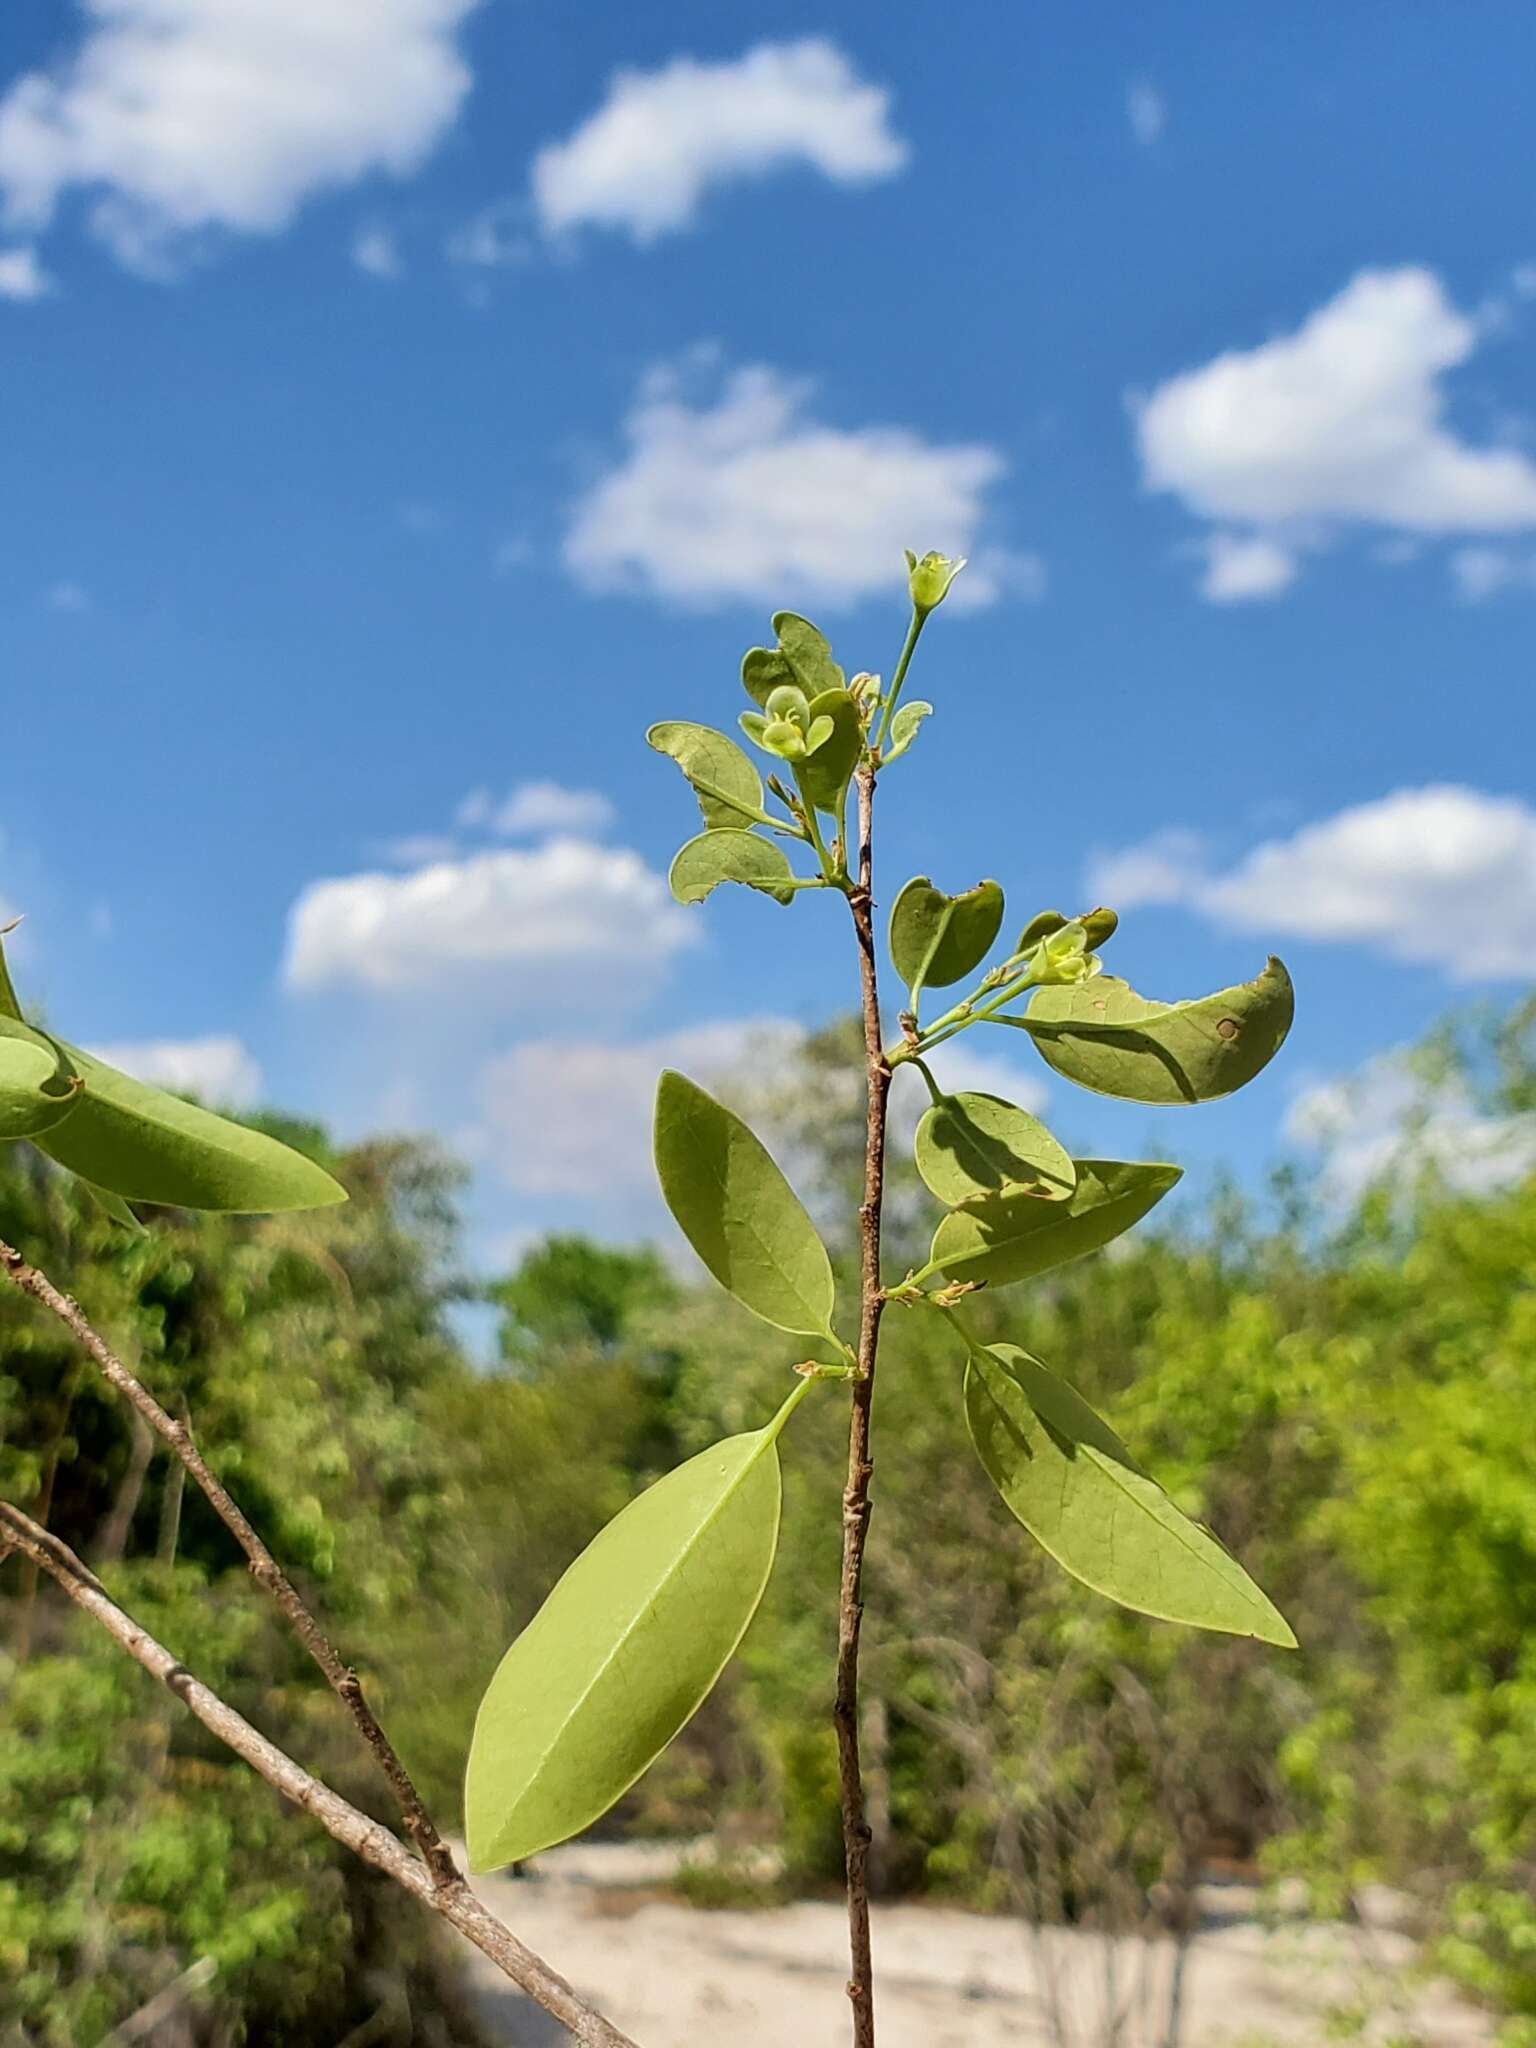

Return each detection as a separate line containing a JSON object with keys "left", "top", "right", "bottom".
{"left": 0, "top": 1234, "right": 455, "bottom": 1888}
{"left": 0, "top": 1500, "right": 639, "bottom": 2048}
{"left": 834, "top": 762, "right": 891, "bottom": 2048}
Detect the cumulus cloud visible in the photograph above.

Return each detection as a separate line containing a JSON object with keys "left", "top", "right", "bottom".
{"left": 1087, "top": 785, "right": 1536, "bottom": 981}
{"left": 464, "top": 782, "right": 617, "bottom": 838}
{"left": 1126, "top": 81, "right": 1165, "bottom": 145}
{"left": 531, "top": 39, "right": 906, "bottom": 245}
{"left": 90, "top": 1034, "right": 262, "bottom": 1106}
{"left": 565, "top": 351, "right": 1037, "bottom": 610}
{"left": 0, "top": 0, "right": 482, "bottom": 273}
{"left": 284, "top": 837, "right": 694, "bottom": 994}
{"left": 479, "top": 1017, "right": 800, "bottom": 1196}
{"left": 0, "top": 243, "right": 53, "bottom": 299}
{"left": 1287, "top": 1050, "right": 1536, "bottom": 1205}
{"left": 1136, "top": 267, "right": 1536, "bottom": 597}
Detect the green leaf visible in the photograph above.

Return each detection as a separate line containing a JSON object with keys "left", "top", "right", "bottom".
{"left": 889, "top": 876, "right": 1005, "bottom": 996}
{"left": 647, "top": 722, "right": 765, "bottom": 830}
{"left": 1016, "top": 909, "right": 1068, "bottom": 952}
{"left": 0, "top": 1017, "right": 83, "bottom": 1140}
{"left": 1014, "top": 958, "right": 1295, "bottom": 1105}
{"left": 929, "top": 1158, "right": 1181, "bottom": 1288}
{"left": 36, "top": 1045, "right": 347, "bottom": 1213}
{"left": 466, "top": 1413, "right": 791, "bottom": 1870}
{"left": 669, "top": 830, "right": 797, "bottom": 908}
{"left": 81, "top": 1180, "right": 145, "bottom": 1232}
{"left": 740, "top": 645, "right": 795, "bottom": 708}
{"left": 884, "top": 698, "right": 932, "bottom": 762}
{"left": 654, "top": 1069, "right": 836, "bottom": 1342}
{"left": 771, "top": 611, "right": 844, "bottom": 696}
{"left": 914, "top": 1092, "right": 1076, "bottom": 1206}
{"left": 965, "top": 1344, "right": 1295, "bottom": 1646}
{"left": 796, "top": 689, "right": 862, "bottom": 813}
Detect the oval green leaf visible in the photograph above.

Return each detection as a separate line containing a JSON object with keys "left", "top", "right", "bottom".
{"left": 930, "top": 1158, "right": 1181, "bottom": 1288}
{"left": 654, "top": 1069, "right": 836, "bottom": 1341}
{"left": 797, "top": 689, "right": 862, "bottom": 813}
{"left": 884, "top": 698, "right": 932, "bottom": 762}
{"left": 0, "top": 1017, "right": 83, "bottom": 1140}
{"left": 36, "top": 1045, "right": 347, "bottom": 1213}
{"left": 915, "top": 1092, "right": 1076, "bottom": 1206}
{"left": 771, "top": 611, "right": 844, "bottom": 696}
{"left": 647, "top": 722, "right": 765, "bottom": 830}
{"left": 1016, "top": 958, "right": 1295, "bottom": 1105}
{"left": 889, "top": 876, "right": 1005, "bottom": 997}
{"left": 669, "top": 830, "right": 797, "bottom": 908}
{"left": 965, "top": 1344, "right": 1295, "bottom": 1645}
{"left": 466, "top": 1421, "right": 787, "bottom": 1870}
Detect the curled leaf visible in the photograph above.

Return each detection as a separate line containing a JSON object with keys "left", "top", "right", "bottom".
{"left": 669, "top": 830, "right": 797, "bottom": 907}
{"left": 1016, "top": 958, "right": 1295, "bottom": 1105}
{"left": 965, "top": 1344, "right": 1295, "bottom": 1645}
{"left": 0, "top": 1017, "right": 83, "bottom": 1140}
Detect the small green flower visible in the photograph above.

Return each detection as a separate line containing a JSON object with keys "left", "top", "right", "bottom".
{"left": 740, "top": 684, "right": 834, "bottom": 764}
{"left": 905, "top": 549, "right": 967, "bottom": 616}
{"left": 1030, "top": 920, "right": 1103, "bottom": 987}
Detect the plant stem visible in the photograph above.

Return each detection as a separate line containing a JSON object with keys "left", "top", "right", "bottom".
{"left": 0, "top": 1235, "right": 456, "bottom": 1890}
{"left": 873, "top": 609, "right": 926, "bottom": 757}
{"left": 0, "top": 1500, "right": 639, "bottom": 2048}
{"left": 835, "top": 762, "right": 891, "bottom": 2048}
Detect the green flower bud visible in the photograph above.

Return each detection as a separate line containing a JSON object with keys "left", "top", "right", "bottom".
{"left": 905, "top": 548, "right": 967, "bottom": 616}
{"left": 1080, "top": 906, "right": 1119, "bottom": 949}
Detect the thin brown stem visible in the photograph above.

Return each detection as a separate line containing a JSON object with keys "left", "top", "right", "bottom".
{"left": 0, "top": 1235, "right": 455, "bottom": 1888}
{"left": 834, "top": 763, "right": 891, "bottom": 2048}
{"left": 0, "top": 1500, "right": 639, "bottom": 2048}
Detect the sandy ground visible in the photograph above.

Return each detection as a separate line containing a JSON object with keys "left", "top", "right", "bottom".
{"left": 451, "top": 1841, "right": 1493, "bottom": 2048}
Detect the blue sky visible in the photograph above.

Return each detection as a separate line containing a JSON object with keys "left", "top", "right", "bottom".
{"left": 4, "top": 0, "right": 1536, "bottom": 1263}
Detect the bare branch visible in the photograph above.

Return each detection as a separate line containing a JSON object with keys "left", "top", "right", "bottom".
{"left": 834, "top": 761, "right": 892, "bottom": 2048}
{"left": 0, "top": 1500, "right": 640, "bottom": 2048}
{"left": 0, "top": 1235, "right": 456, "bottom": 1885}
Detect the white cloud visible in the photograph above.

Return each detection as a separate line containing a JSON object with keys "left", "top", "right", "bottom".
{"left": 1287, "top": 1050, "right": 1536, "bottom": 1204}
{"left": 479, "top": 1016, "right": 799, "bottom": 1196}
{"left": 44, "top": 580, "right": 90, "bottom": 613}
{"left": 352, "top": 221, "right": 402, "bottom": 279}
{"left": 488, "top": 782, "right": 616, "bottom": 838}
{"left": 1198, "top": 531, "right": 1298, "bottom": 602}
{"left": 531, "top": 38, "right": 906, "bottom": 245}
{"left": 1126, "top": 81, "right": 1165, "bottom": 145}
{"left": 565, "top": 351, "right": 1035, "bottom": 610}
{"left": 284, "top": 837, "right": 694, "bottom": 993}
{"left": 1450, "top": 543, "right": 1536, "bottom": 601}
{"left": 0, "top": 243, "right": 53, "bottom": 299}
{"left": 1088, "top": 785, "right": 1536, "bottom": 981}
{"left": 1136, "top": 267, "right": 1536, "bottom": 597}
{"left": 90, "top": 1034, "right": 262, "bottom": 1107}
{"left": 0, "top": 0, "right": 482, "bottom": 274}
